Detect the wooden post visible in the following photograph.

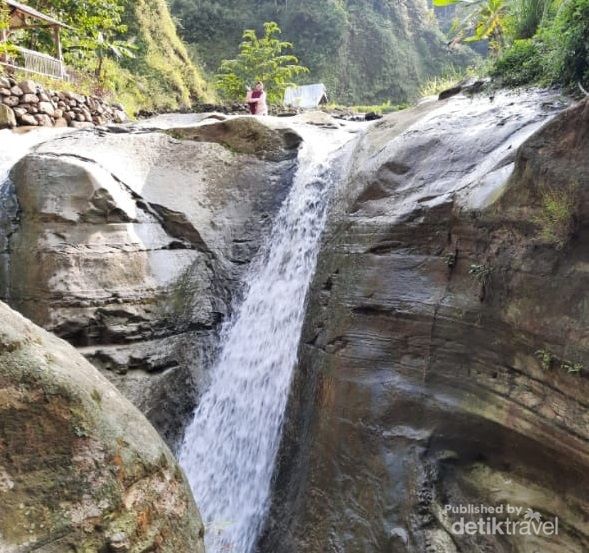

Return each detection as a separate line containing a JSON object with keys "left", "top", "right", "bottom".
{"left": 1, "top": 25, "right": 8, "bottom": 64}
{"left": 53, "top": 25, "right": 62, "bottom": 60}
{"left": 52, "top": 25, "right": 64, "bottom": 78}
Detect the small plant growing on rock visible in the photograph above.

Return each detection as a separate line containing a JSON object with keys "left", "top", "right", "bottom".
{"left": 444, "top": 251, "right": 457, "bottom": 269}
{"left": 535, "top": 349, "right": 585, "bottom": 376}
{"left": 469, "top": 263, "right": 492, "bottom": 284}
{"left": 533, "top": 182, "right": 579, "bottom": 250}
{"left": 560, "top": 360, "right": 584, "bottom": 375}
{"left": 469, "top": 263, "right": 493, "bottom": 301}
{"left": 157, "top": 261, "right": 204, "bottom": 330}
{"left": 535, "top": 349, "right": 555, "bottom": 370}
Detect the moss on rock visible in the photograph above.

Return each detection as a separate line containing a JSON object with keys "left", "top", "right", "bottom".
{"left": 0, "top": 301, "right": 204, "bottom": 553}
{"left": 167, "top": 116, "right": 303, "bottom": 161}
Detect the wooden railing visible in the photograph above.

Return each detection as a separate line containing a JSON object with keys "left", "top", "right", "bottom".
{"left": 0, "top": 46, "right": 67, "bottom": 80}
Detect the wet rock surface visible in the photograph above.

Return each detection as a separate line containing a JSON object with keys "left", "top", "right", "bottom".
{"left": 0, "top": 117, "right": 300, "bottom": 449}
{"left": 0, "top": 300, "right": 204, "bottom": 553}
{"left": 263, "top": 94, "right": 589, "bottom": 552}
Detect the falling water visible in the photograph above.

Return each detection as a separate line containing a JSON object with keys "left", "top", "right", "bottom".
{"left": 179, "top": 124, "right": 355, "bottom": 553}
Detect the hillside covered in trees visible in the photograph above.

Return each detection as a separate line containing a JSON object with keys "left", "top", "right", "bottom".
{"left": 9, "top": 0, "right": 211, "bottom": 112}
{"left": 170, "top": 0, "right": 475, "bottom": 104}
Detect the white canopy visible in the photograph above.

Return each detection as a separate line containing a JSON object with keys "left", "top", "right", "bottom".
{"left": 284, "top": 84, "right": 328, "bottom": 109}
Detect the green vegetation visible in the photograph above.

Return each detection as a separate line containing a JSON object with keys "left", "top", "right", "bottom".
{"left": 6, "top": 0, "right": 211, "bottom": 114}
{"left": 533, "top": 182, "right": 579, "bottom": 249}
{"left": 323, "top": 100, "right": 409, "bottom": 115}
{"left": 435, "top": 0, "right": 509, "bottom": 53}
{"left": 561, "top": 360, "right": 584, "bottom": 374}
{"left": 444, "top": 251, "right": 458, "bottom": 268}
{"left": 535, "top": 348, "right": 555, "bottom": 370}
{"left": 433, "top": 0, "right": 589, "bottom": 90}
{"left": 216, "top": 21, "right": 308, "bottom": 103}
{"left": 419, "top": 65, "right": 474, "bottom": 95}
{"left": 0, "top": 3, "right": 16, "bottom": 59}
{"left": 116, "top": 0, "right": 211, "bottom": 113}
{"left": 469, "top": 263, "right": 493, "bottom": 283}
{"left": 170, "top": 0, "right": 476, "bottom": 104}
{"left": 535, "top": 349, "right": 585, "bottom": 375}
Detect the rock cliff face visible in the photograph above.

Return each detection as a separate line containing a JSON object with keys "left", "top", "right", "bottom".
{"left": 0, "top": 300, "right": 204, "bottom": 553}
{"left": 0, "top": 116, "right": 301, "bottom": 449}
{"left": 263, "top": 95, "right": 589, "bottom": 552}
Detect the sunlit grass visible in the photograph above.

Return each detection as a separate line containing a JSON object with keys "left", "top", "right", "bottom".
{"left": 323, "top": 100, "right": 409, "bottom": 114}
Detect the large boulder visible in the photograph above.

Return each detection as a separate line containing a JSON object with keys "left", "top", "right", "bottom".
{"left": 0, "top": 104, "right": 16, "bottom": 129}
{"left": 263, "top": 94, "right": 589, "bottom": 552}
{"left": 0, "top": 117, "right": 301, "bottom": 448}
{"left": 0, "top": 300, "right": 204, "bottom": 553}
{"left": 166, "top": 116, "right": 302, "bottom": 161}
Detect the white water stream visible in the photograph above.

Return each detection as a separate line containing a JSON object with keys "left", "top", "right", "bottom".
{"left": 179, "top": 124, "right": 355, "bottom": 553}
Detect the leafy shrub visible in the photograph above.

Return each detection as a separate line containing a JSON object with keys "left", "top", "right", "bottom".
{"left": 508, "top": 0, "right": 552, "bottom": 39}
{"left": 545, "top": 0, "right": 589, "bottom": 87}
{"left": 492, "top": 0, "right": 589, "bottom": 88}
{"left": 492, "top": 38, "right": 544, "bottom": 85}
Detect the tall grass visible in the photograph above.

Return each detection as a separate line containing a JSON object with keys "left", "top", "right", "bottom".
{"left": 509, "top": 0, "right": 553, "bottom": 38}
{"left": 419, "top": 66, "right": 474, "bottom": 96}
{"left": 533, "top": 182, "right": 579, "bottom": 249}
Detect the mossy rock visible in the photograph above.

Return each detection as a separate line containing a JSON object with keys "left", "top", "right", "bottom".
{"left": 0, "top": 301, "right": 204, "bottom": 553}
{"left": 167, "top": 117, "right": 302, "bottom": 161}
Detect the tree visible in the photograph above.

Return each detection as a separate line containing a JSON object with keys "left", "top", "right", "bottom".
{"left": 25, "top": 0, "right": 135, "bottom": 79}
{"left": 0, "top": 3, "right": 17, "bottom": 60}
{"left": 215, "top": 21, "right": 308, "bottom": 103}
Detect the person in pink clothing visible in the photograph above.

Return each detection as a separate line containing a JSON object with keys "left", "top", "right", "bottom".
{"left": 245, "top": 81, "right": 268, "bottom": 116}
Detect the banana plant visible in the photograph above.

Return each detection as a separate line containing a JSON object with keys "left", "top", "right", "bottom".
{"left": 434, "top": 0, "right": 510, "bottom": 53}
{"left": 94, "top": 32, "right": 137, "bottom": 78}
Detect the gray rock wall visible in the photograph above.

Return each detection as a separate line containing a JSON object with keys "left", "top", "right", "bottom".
{"left": 263, "top": 95, "right": 589, "bottom": 553}
{"left": 0, "top": 76, "right": 127, "bottom": 129}
{"left": 0, "top": 117, "right": 301, "bottom": 449}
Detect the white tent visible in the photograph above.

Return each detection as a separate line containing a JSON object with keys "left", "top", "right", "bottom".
{"left": 284, "top": 84, "right": 328, "bottom": 109}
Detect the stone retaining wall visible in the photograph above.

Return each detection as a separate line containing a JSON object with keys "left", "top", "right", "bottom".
{"left": 0, "top": 75, "right": 127, "bottom": 129}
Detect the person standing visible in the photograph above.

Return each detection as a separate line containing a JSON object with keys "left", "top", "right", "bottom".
{"left": 245, "top": 81, "right": 268, "bottom": 116}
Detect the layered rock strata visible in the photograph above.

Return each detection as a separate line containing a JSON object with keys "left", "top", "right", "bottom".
{"left": 0, "top": 116, "right": 301, "bottom": 448}
{"left": 263, "top": 94, "right": 589, "bottom": 553}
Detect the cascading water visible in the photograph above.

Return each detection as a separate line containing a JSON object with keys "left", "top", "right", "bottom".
{"left": 179, "top": 124, "right": 355, "bottom": 553}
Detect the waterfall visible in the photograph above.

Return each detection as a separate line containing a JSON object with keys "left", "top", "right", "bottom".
{"left": 179, "top": 124, "right": 354, "bottom": 553}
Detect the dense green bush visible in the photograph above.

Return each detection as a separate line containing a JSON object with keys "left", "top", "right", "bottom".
{"left": 491, "top": 38, "right": 544, "bottom": 85}
{"left": 12, "top": 0, "right": 211, "bottom": 113}
{"left": 492, "top": 0, "right": 589, "bottom": 88}
{"left": 548, "top": 0, "right": 589, "bottom": 87}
